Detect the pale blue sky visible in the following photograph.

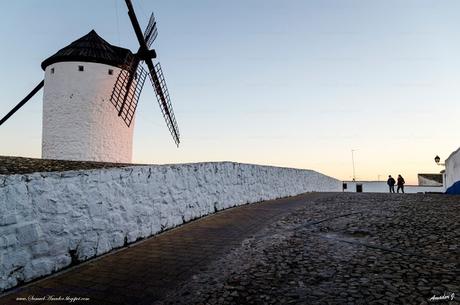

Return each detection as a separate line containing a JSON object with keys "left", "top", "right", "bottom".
{"left": 1, "top": 0, "right": 459, "bottom": 183}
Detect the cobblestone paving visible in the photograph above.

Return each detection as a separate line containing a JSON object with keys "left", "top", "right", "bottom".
{"left": 1, "top": 193, "right": 458, "bottom": 305}
{"left": 0, "top": 156, "right": 140, "bottom": 175}
{"left": 164, "top": 193, "right": 459, "bottom": 305}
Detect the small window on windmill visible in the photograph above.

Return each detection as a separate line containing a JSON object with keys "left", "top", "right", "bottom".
{"left": 108, "top": 69, "right": 114, "bottom": 75}
{"left": 78, "top": 65, "right": 84, "bottom": 72}
{"left": 50, "top": 68, "right": 55, "bottom": 74}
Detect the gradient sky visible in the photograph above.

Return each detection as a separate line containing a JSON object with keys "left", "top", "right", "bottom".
{"left": 1, "top": 0, "right": 459, "bottom": 184}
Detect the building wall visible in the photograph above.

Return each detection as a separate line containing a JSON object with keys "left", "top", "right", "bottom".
{"left": 0, "top": 162, "right": 341, "bottom": 292}
{"left": 417, "top": 176, "right": 442, "bottom": 187}
{"left": 445, "top": 147, "right": 460, "bottom": 194}
{"left": 342, "top": 181, "right": 443, "bottom": 193}
{"left": 42, "top": 61, "right": 134, "bottom": 163}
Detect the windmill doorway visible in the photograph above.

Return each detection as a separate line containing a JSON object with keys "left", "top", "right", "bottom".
{"left": 356, "top": 184, "right": 363, "bottom": 192}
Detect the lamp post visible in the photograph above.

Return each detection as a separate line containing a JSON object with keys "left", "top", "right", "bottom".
{"left": 434, "top": 155, "right": 446, "bottom": 190}
{"left": 351, "top": 149, "right": 358, "bottom": 181}
{"left": 434, "top": 155, "right": 445, "bottom": 166}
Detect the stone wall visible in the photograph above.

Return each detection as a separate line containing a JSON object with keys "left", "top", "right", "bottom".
{"left": 445, "top": 147, "right": 460, "bottom": 194}
{"left": 0, "top": 162, "right": 341, "bottom": 292}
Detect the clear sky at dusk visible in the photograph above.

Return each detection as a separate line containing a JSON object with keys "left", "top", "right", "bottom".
{"left": 1, "top": 0, "right": 459, "bottom": 184}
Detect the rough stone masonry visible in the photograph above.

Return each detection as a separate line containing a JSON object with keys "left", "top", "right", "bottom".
{"left": 0, "top": 160, "right": 340, "bottom": 292}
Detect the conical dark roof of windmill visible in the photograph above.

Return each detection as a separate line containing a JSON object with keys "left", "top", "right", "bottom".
{"left": 41, "top": 30, "right": 133, "bottom": 70}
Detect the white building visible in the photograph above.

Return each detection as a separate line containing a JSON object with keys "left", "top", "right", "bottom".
{"left": 445, "top": 147, "right": 460, "bottom": 194}
{"left": 41, "top": 30, "right": 135, "bottom": 163}
{"left": 417, "top": 173, "right": 443, "bottom": 186}
{"left": 342, "top": 180, "right": 443, "bottom": 194}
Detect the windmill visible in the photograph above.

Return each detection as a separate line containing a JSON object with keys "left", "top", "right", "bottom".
{"left": 0, "top": 0, "right": 180, "bottom": 163}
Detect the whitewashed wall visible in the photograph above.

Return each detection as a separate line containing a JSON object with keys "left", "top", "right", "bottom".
{"left": 342, "top": 181, "right": 443, "bottom": 193}
{"left": 445, "top": 147, "right": 460, "bottom": 193}
{"left": 0, "top": 162, "right": 340, "bottom": 292}
{"left": 42, "top": 62, "right": 134, "bottom": 163}
{"left": 417, "top": 176, "right": 442, "bottom": 187}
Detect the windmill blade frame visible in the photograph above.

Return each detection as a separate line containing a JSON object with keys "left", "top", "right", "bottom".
{"left": 149, "top": 62, "right": 180, "bottom": 146}
{"left": 143, "top": 13, "right": 158, "bottom": 48}
{"left": 0, "top": 80, "right": 44, "bottom": 126}
{"left": 110, "top": 64, "right": 148, "bottom": 127}
{"left": 125, "top": 0, "right": 150, "bottom": 52}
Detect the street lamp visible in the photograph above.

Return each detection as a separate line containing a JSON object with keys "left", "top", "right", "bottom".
{"left": 351, "top": 149, "right": 358, "bottom": 181}
{"left": 434, "top": 155, "right": 440, "bottom": 164}
{"left": 434, "top": 155, "right": 446, "bottom": 188}
{"left": 434, "top": 155, "right": 445, "bottom": 166}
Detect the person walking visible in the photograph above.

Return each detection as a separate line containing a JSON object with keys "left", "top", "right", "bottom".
{"left": 397, "top": 175, "right": 405, "bottom": 193}
{"left": 387, "top": 175, "right": 396, "bottom": 193}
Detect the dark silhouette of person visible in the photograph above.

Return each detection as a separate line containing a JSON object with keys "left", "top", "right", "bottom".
{"left": 387, "top": 175, "right": 396, "bottom": 193}
{"left": 397, "top": 174, "right": 405, "bottom": 193}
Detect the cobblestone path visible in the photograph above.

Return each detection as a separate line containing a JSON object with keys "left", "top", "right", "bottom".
{"left": 166, "top": 193, "right": 459, "bottom": 305}
{"left": 1, "top": 193, "right": 459, "bottom": 305}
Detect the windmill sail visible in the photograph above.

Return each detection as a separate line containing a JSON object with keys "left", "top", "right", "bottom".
{"left": 0, "top": 80, "right": 44, "bottom": 126}
{"left": 148, "top": 62, "right": 180, "bottom": 146}
{"left": 110, "top": 64, "right": 148, "bottom": 127}
{"left": 143, "top": 13, "right": 158, "bottom": 48}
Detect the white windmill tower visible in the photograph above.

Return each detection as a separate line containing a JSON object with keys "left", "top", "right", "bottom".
{"left": 0, "top": 0, "right": 180, "bottom": 163}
